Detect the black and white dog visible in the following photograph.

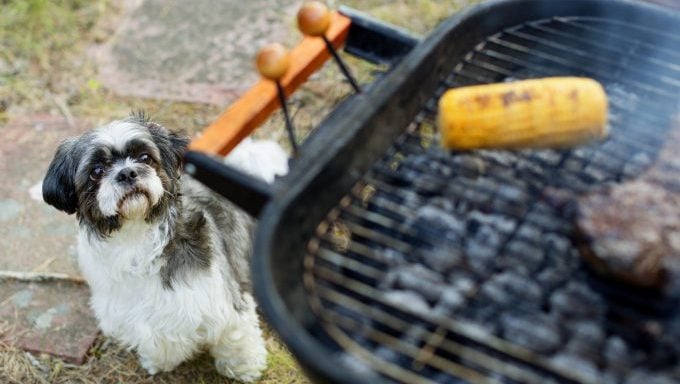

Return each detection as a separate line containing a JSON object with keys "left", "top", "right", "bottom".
{"left": 42, "top": 114, "right": 286, "bottom": 381}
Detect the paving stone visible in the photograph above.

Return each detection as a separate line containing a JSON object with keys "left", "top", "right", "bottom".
{"left": 93, "top": 0, "right": 298, "bottom": 105}
{"left": 0, "top": 115, "right": 100, "bottom": 364}
{"left": 0, "top": 279, "right": 98, "bottom": 364}
{"left": 0, "top": 115, "right": 90, "bottom": 276}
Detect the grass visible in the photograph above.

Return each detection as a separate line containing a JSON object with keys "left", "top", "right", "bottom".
{"left": 0, "top": 0, "right": 481, "bottom": 382}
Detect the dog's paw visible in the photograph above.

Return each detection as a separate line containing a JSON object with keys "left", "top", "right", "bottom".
{"left": 214, "top": 352, "right": 267, "bottom": 383}
{"left": 139, "top": 355, "right": 161, "bottom": 375}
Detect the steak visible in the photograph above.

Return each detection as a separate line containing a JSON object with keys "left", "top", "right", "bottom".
{"left": 576, "top": 125, "right": 680, "bottom": 294}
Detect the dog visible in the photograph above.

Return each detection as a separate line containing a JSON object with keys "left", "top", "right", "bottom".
{"left": 42, "top": 114, "right": 286, "bottom": 382}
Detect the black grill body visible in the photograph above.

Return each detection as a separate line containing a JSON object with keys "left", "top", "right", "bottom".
{"left": 251, "top": 0, "right": 680, "bottom": 383}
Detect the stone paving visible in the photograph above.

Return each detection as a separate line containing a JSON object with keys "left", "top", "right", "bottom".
{"left": 0, "top": 115, "right": 95, "bottom": 363}
{"left": 93, "top": 0, "right": 299, "bottom": 105}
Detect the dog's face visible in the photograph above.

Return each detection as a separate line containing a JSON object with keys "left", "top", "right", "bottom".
{"left": 43, "top": 117, "right": 189, "bottom": 236}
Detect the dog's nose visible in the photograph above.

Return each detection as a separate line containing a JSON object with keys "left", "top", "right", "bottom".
{"left": 116, "top": 168, "right": 138, "bottom": 184}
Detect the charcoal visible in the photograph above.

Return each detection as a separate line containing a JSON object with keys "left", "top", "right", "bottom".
{"left": 382, "top": 290, "right": 431, "bottom": 316}
{"left": 496, "top": 184, "right": 526, "bottom": 203}
{"left": 500, "top": 313, "right": 562, "bottom": 353}
{"left": 434, "top": 287, "right": 467, "bottom": 316}
{"left": 536, "top": 268, "right": 569, "bottom": 291}
{"left": 500, "top": 240, "right": 545, "bottom": 274}
{"left": 373, "top": 346, "right": 410, "bottom": 367}
{"left": 516, "top": 223, "right": 542, "bottom": 241}
{"left": 622, "top": 152, "right": 653, "bottom": 178}
{"left": 465, "top": 242, "right": 498, "bottom": 277}
{"left": 531, "top": 149, "right": 563, "bottom": 167}
{"left": 542, "top": 233, "right": 573, "bottom": 257}
{"left": 564, "top": 320, "right": 606, "bottom": 361}
{"left": 418, "top": 245, "right": 463, "bottom": 272}
{"left": 550, "top": 353, "right": 601, "bottom": 383}
{"left": 468, "top": 210, "right": 517, "bottom": 235}
{"left": 413, "top": 205, "right": 466, "bottom": 241}
{"left": 446, "top": 154, "right": 487, "bottom": 178}
{"left": 391, "top": 264, "right": 445, "bottom": 302}
{"left": 337, "top": 353, "right": 381, "bottom": 381}
{"left": 468, "top": 303, "right": 501, "bottom": 335}
{"left": 481, "top": 271, "right": 543, "bottom": 308}
{"left": 583, "top": 164, "right": 610, "bottom": 183}
{"left": 603, "top": 336, "right": 632, "bottom": 374}
{"left": 446, "top": 270, "right": 477, "bottom": 297}
{"left": 624, "top": 370, "right": 679, "bottom": 384}
{"left": 381, "top": 249, "right": 408, "bottom": 267}
{"left": 550, "top": 282, "right": 604, "bottom": 319}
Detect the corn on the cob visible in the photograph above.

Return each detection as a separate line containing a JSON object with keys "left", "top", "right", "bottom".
{"left": 438, "top": 77, "right": 609, "bottom": 150}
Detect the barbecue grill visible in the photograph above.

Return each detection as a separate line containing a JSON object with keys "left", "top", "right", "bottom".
{"left": 186, "top": 0, "right": 680, "bottom": 382}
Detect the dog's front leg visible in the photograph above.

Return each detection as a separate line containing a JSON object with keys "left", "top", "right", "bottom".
{"left": 136, "top": 335, "right": 198, "bottom": 375}
{"left": 211, "top": 294, "right": 268, "bottom": 383}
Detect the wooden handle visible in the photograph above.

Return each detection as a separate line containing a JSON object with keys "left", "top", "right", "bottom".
{"left": 189, "top": 11, "right": 351, "bottom": 156}
{"left": 298, "top": 1, "right": 331, "bottom": 37}
{"left": 438, "top": 77, "right": 609, "bottom": 150}
{"left": 256, "top": 43, "right": 291, "bottom": 81}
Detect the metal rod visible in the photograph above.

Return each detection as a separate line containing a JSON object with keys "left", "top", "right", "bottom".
{"left": 275, "top": 80, "right": 299, "bottom": 156}
{"left": 322, "top": 35, "right": 362, "bottom": 94}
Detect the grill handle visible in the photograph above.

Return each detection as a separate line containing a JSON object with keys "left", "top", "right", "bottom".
{"left": 183, "top": 150, "right": 272, "bottom": 217}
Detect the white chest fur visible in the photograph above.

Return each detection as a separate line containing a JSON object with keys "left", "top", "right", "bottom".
{"left": 76, "top": 220, "right": 232, "bottom": 348}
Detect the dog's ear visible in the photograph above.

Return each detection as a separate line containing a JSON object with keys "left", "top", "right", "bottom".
{"left": 147, "top": 122, "right": 190, "bottom": 180}
{"left": 43, "top": 138, "right": 80, "bottom": 214}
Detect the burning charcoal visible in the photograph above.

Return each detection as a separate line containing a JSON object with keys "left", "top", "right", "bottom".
{"left": 624, "top": 370, "right": 678, "bottom": 384}
{"left": 603, "top": 336, "right": 632, "bottom": 375}
{"left": 622, "top": 151, "right": 653, "bottom": 179}
{"left": 467, "top": 303, "right": 501, "bottom": 335}
{"left": 447, "top": 154, "right": 487, "bottom": 178}
{"left": 496, "top": 184, "right": 526, "bottom": 203}
{"left": 531, "top": 149, "right": 563, "bottom": 167}
{"left": 374, "top": 346, "right": 410, "bottom": 368}
{"left": 417, "top": 245, "right": 463, "bottom": 273}
{"left": 337, "top": 353, "right": 381, "bottom": 381}
{"left": 465, "top": 242, "right": 498, "bottom": 277}
{"left": 500, "top": 240, "right": 545, "bottom": 274}
{"left": 412, "top": 205, "right": 466, "bottom": 241}
{"left": 500, "top": 313, "right": 562, "bottom": 354}
{"left": 542, "top": 233, "right": 573, "bottom": 258}
{"left": 468, "top": 210, "right": 517, "bottom": 235}
{"left": 536, "top": 268, "right": 568, "bottom": 291}
{"left": 583, "top": 164, "right": 610, "bottom": 183}
{"left": 434, "top": 287, "right": 467, "bottom": 316}
{"left": 446, "top": 270, "right": 477, "bottom": 297}
{"left": 564, "top": 320, "right": 606, "bottom": 361}
{"left": 550, "top": 353, "right": 601, "bottom": 383}
{"left": 387, "top": 264, "right": 445, "bottom": 302}
{"left": 528, "top": 204, "right": 571, "bottom": 233}
{"left": 516, "top": 223, "right": 542, "bottom": 240}
{"left": 480, "top": 271, "right": 543, "bottom": 308}
{"left": 549, "top": 282, "right": 604, "bottom": 319}
{"left": 381, "top": 249, "right": 408, "bottom": 267}
{"left": 382, "top": 290, "right": 431, "bottom": 316}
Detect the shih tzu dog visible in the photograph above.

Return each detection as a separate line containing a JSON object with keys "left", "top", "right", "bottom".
{"left": 42, "top": 114, "right": 286, "bottom": 382}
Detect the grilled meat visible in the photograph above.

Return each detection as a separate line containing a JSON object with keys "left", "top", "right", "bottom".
{"left": 576, "top": 125, "right": 680, "bottom": 293}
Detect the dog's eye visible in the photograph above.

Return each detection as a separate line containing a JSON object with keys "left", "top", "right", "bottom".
{"left": 137, "top": 153, "right": 152, "bottom": 164}
{"left": 90, "top": 166, "right": 104, "bottom": 181}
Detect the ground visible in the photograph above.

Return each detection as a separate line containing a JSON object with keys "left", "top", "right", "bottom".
{"left": 0, "top": 1, "right": 479, "bottom": 383}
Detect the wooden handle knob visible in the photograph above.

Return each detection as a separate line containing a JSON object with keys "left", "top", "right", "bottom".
{"left": 297, "top": 1, "right": 331, "bottom": 37}
{"left": 256, "top": 43, "right": 290, "bottom": 81}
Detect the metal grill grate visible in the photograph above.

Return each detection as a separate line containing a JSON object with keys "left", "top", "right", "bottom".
{"left": 303, "top": 16, "right": 680, "bottom": 384}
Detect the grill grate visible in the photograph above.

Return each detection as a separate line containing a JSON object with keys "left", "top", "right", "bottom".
{"left": 304, "top": 16, "right": 680, "bottom": 384}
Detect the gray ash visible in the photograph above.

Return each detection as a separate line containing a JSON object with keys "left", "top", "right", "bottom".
{"left": 315, "top": 132, "right": 680, "bottom": 383}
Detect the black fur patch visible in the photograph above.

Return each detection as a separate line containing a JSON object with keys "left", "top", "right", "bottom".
{"left": 43, "top": 138, "right": 84, "bottom": 214}
{"left": 160, "top": 211, "right": 213, "bottom": 289}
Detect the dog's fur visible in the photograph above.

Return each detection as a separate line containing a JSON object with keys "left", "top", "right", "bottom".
{"left": 42, "top": 115, "right": 278, "bottom": 382}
